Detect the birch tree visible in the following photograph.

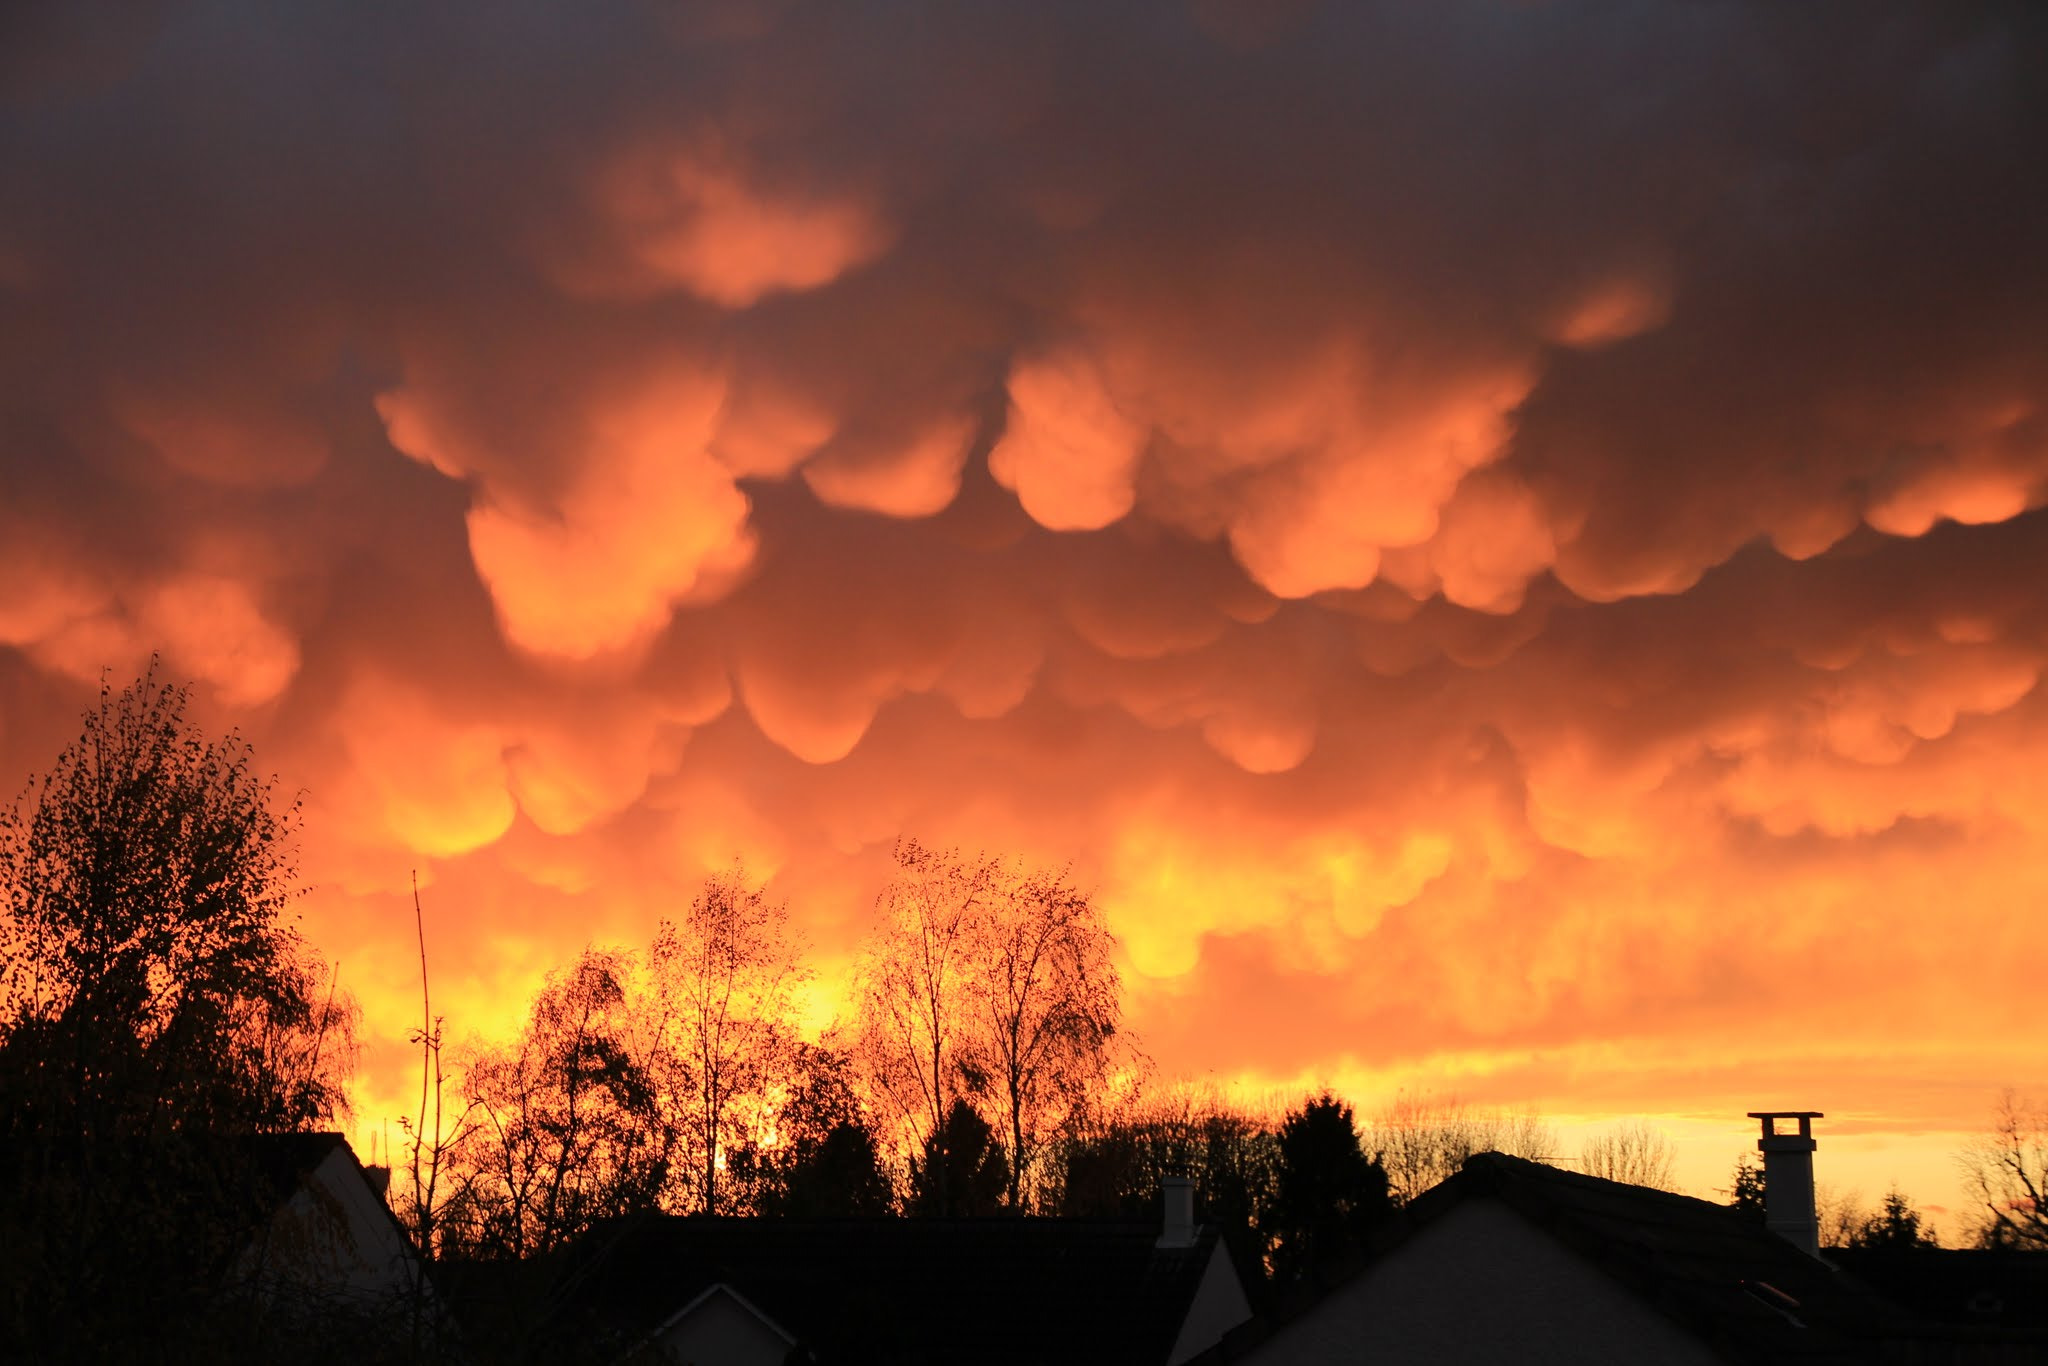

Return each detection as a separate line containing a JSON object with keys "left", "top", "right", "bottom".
{"left": 451, "top": 949, "right": 662, "bottom": 1257}
{"left": 647, "top": 865, "right": 808, "bottom": 1215}
{"left": 0, "top": 666, "right": 352, "bottom": 1136}
{"left": 972, "top": 862, "right": 1121, "bottom": 1209}
{"left": 849, "top": 840, "right": 997, "bottom": 1167}
{"left": 849, "top": 842, "right": 1126, "bottom": 1211}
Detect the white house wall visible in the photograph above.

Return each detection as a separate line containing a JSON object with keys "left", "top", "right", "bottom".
{"left": 652, "top": 1287, "right": 798, "bottom": 1366}
{"left": 1169, "top": 1241, "right": 1257, "bottom": 1366}
{"left": 1242, "top": 1200, "right": 1724, "bottom": 1366}
{"left": 238, "top": 1146, "right": 423, "bottom": 1310}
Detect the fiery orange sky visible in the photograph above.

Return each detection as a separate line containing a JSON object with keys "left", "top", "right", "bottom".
{"left": 3, "top": 0, "right": 2045, "bottom": 1231}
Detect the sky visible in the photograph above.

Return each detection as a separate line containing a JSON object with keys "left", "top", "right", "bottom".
{"left": 2, "top": 0, "right": 2045, "bottom": 1229}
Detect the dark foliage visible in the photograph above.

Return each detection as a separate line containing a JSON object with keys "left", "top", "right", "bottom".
{"left": 442, "top": 949, "right": 666, "bottom": 1260}
{"left": 742, "top": 1042, "right": 895, "bottom": 1216}
{"left": 1726, "top": 1154, "right": 1767, "bottom": 1218}
{"left": 911, "top": 1098, "right": 1010, "bottom": 1216}
{"left": 1847, "top": 1187, "right": 1940, "bottom": 1251}
{"left": 1055, "top": 1094, "right": 1283, "bottom": 1306}
{"left": 765, "top": 1121, "right": 897, "bottom": 1217}
{"left": 0, "top": 669, "right": 356, "bottom": 1358}
{"left": 1263, "top": 1092, "right": 1391, "bottom": 1283}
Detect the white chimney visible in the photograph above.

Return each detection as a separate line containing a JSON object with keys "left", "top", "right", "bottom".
{"left": 1157, "top": 1175, "right": 1196, "bottom": 1249}
{"left": 1748, "top": 1111, "right": 1823, "bottom": 1257}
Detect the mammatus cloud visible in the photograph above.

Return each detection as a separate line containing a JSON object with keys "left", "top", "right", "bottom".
{"left": 377, "top": 342, "right": 757, "bottom": 660}
{"left": 2, "top": 0, "right": 2045, "bottom": 1219}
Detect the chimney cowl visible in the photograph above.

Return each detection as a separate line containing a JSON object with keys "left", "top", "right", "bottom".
{"left": 1747, "top": 1111, "right": 1824, "bottom": 1258}
{"left": 1157, "top": 1175, "right": 1196, "bottom": 1249}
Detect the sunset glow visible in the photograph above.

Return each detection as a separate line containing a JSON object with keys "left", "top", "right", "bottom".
{"left": 4, "top": 0, "right": 2045, "bottom": 1237}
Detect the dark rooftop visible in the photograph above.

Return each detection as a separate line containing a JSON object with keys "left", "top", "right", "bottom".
{"left": 1201, "top": 1152, "right": 2007, "bottom": 1366}
{"left": 1828, "top": 1247, "right": 2048, "bottom": 1349}
{"left": 537, "top": 1212, "right": 1228, "bottom": 1365}
{"left": 1439, "top": 1152, "right": 1913, "bottom": 1364}
{"left": 226, "top": 1130, "right": 353, "bottom": 1209}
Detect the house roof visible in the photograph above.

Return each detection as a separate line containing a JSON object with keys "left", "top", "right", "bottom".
{"left": 1431, "top": 1153, "right": 1914, "bottom": 1364}
{"left": 225, "top": 1130, "right": 420, "bottom": 1253}
{"left": 543, "top": 1213, "right": 1231, "bottom": 1365}
{"left": 1207, "top": 1152, "right": 1929, "bottom": 1366}
{"left": 639, "top": 1280, "right": 800, "bottom": 1352}
{"left": 227, "top": 1130, "right": 355, "bottom": 1210}
{"left": 138, "top": 1129, "right": 360, "bottom": 1258}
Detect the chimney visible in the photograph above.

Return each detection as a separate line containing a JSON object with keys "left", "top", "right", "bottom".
{"left": 1157, "top": 1175, "right": 1196, "bottom": 1249}
{"left": 364, "top": 1164, "right": 393, "bottom": 1204}
{"left": 1747, "top": 1111, "right": 1823, "bottom": 1257}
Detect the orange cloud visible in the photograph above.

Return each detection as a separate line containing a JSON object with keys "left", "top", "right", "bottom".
{"left": 1548, "top": 264, "right": 1674, "bottom": 350}
{"left": 989, "top": 350, "right": 1148, "bottom": 531}
{"left": 336, "top": 673, "right": 517, "bottom": 859}
{"left": 379, "top": 354, "right": 755, "bottom": 661}
{"left": 801, "top": 413, "right": 978, "bottom": 518}
{"left": 140, "top": 574, "right": 300, "bottom": 708}
{"left": 557, "top": 142, "right": 893, "bottom": 307}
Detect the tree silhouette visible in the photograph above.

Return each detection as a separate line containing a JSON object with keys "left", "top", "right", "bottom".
{"left": 1579, "top": 1120, "right": 1678, "bottom": 1190}
{"left": 1725, "top": 1154, "right": 1767, "bottom": 1218}
{"left": 910, "top": 1098, "right": 1010, "bottom": 1217}
{"left": 1960, "top": 1091, "right": 2048, "bottom": 1250}
{"left": 1056, "top": 1086, "right": 1282, "bottom": 1297}
{"left": 645, "top": 865, "right": 808, "bottom": 1215}
{"left": 0, "top": 667, "right": 354, "bottom": 1355}
{"left": 769, "top": 1121, "right": 896, "bottom": 1217}
{"left": 743, "top": 1043, "right": 893, "bottom": 1216}
{"left": 1265, "top": 1093, "right": 1389, "bottom": 1282}
{"left": 971, "top": 861, "right": 1121, "bottom": 1210}
{"left": 1364, "top": 1092, "right": 1555, "bottom": 1205}
{"left": 448, "top": 949, "right": 665, "bottom": 1258}
{"left": 850, "top": 841, "right": 994, "bottom": 1173}
{"left": 849, "top": 841, "right": 1125, "bottom": 1211}
{"left": 0, "top": 667, "right": 351, "bottom": 1135}
{"left": 1846, "top": 1187, "right": 1940, "bottom": 1250}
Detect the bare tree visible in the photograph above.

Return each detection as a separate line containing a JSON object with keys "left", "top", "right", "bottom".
{"left": 1959, "top": 1090, "right": 2048, "bottom": 1250}
{"left": 847, "top": 842, "right": 1130, "bottom": 1212}
{"left": 970, "top": 862, "right": 1122, "bottom": 1210}
{"left": 1579, "top": 1119, "right": 1678, "bottom": 1190}
{"left": 384, "top": 868, "right": 483, "bottom": 1356}
{"left": 1365, "top": 1092, "right": 1559, "bottom": 1204}
{"left": 450, "top": 949, "right": 663, "bottom": 1258}
{"left": 1055, "top": 1080, "right": 1282, "bottom": 1282}
{"left": 645, "top": 865, "right": 808, "bottom": 1215}
{"left": 849, "top": 840, "right": 998, "bottom": 1168}
{"left": 1816, "top": 1182, "right": 1867, "bottom": 1249}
